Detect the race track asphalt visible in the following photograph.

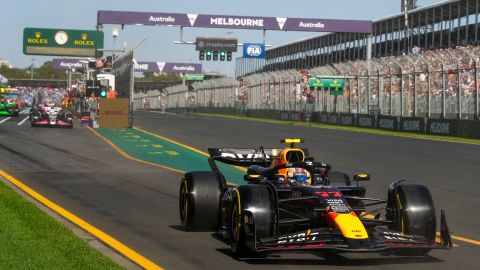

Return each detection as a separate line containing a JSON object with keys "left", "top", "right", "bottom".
{"left": 0, "top": 111, "right": 479, "bottom": 270}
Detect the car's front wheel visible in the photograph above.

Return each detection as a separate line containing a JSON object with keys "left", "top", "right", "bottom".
{"left": 387, "top": 183, "right": 436, "bottom": 256}
{"left": 229, "top": 185, "right": 274, "bottom": 258}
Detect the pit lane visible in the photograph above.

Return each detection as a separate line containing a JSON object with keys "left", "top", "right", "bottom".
{"left": 0, "top": 111, "right": 479, "bottom": 269}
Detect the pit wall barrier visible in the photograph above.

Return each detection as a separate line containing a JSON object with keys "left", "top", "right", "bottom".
{"left": 165, "top": 106, "right": 479, "bottom": 139}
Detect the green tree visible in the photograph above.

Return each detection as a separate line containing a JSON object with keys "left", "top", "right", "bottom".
{"left": 135, "top": 72, "right": 182, "bottom": 82}
{"left": 34, "top": 61, "right": 67, "bottom": 80}
{"left": 0, "top": 64, "right": 28, "bottom": 79}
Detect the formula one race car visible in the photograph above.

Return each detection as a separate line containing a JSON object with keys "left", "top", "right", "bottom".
{"left": 30, "top": 103, "right": 73, "bottom": 128}
{"left": 179, "top": 139, "right": 452, "bottom": 257}
{"left": 0, "top": 98, "right": 20, "bottom": 117}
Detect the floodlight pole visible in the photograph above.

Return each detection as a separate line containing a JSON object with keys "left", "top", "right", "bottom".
{"left": 67, "top": 68, "right": 72, "bottom": 91}
{"left": 30, "top": 58, "right": 35, "bottom": 80}
{"left": 404, "top": 0, "right": 411, "bottom": 53}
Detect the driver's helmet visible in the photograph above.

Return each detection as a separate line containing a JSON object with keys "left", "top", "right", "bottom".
{"left": 286, "top": 167, "right": 311, "bottom": 185}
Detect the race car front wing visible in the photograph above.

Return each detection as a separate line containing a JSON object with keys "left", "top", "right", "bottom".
{"left": 256, "top": 210, "right": 452, "bottom": 253}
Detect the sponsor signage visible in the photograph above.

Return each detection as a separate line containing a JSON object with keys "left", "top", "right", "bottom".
{"left": 340, "top": 114, "right": 355, "bottom": 126}
{"left": 377, "top": 116, "right": 399, "bottom": 130}
{"left": 23, "top": 28, "right": 103, "bottom": 57}
{"left": 357, "top": 114, "right": 375, "bottom": 128}
{"left": 320, "top": 113, "right": 328, "bottom": 123}
{"left": 98, "top": 98, "right": 130, "bottom": 128}
{"left": 400, "top": 117, "right": 425, "bottom": 133}
{"left": 290, "top": 112, "right": 301, "bottom": 121}
{"left": 134, "top": 61, "right": 159, "bottom": 72}
{"left": 427, "top": 119, "right": 456, "bottom": 136}
{"left": 310, "top": 77, "right": 345, "bottom": 90}
{"left": 52, "top": 58, "right": 84, "bottom": 69}
{"left": 97, "top": 10, "right": 372, "bottom": 33}
{"left": 328, "top": 113, "right": 339, "bottom": 124}
{"left": 196, "top": 37, "right": 238, "bottom": 52}
{"left": 243, "top": 43, "right": 265, "bottom": 58}
{"left": 184, "top": 74, "right": 204, "bottom": 81}
{"left": 133, "top": 62, "right": 202, "bottom": 74}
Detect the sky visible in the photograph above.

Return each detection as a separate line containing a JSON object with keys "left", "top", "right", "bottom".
{"left": 1, "top": 0, "right": 442, "bottom": 76}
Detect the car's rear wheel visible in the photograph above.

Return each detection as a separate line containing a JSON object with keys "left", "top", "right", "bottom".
{"left": 179, "top": 171, "right": 224, "bottom": 231}
{"left": 387, "top": 183, "right": 436, "bottom": 256}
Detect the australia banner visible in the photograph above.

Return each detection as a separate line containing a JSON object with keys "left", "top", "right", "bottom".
{"left": 97, "top": 10, "right": 372, "bottom": 33}
{"left": 52, "top": 58, "right": 84, "bottom": 69}
{"left": 134, "top": 62, "right": 202, "bottom": 74}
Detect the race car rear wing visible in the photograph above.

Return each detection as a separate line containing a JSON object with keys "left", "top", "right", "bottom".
{"left": 208, "top": 148, "right": 310, "bottom": 167}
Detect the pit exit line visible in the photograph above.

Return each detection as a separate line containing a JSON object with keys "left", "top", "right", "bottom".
{"left": 17, "top": 116, "right": 29, "bottom": 126}
{"left": 0, "top": 117, "right": 11, "bottom": 124}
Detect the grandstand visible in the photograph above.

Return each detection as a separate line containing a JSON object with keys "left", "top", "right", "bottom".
{"left": 238, "top": 0, "right": 480, "bottom": 75}
{"left": 138, "top": 0, "right": 479, "bottom": 121}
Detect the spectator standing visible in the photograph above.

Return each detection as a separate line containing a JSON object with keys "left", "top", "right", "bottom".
{"left": 107, "top": 86, "right": 117, "bottom": 99}
{"left": 239, "top": 91, "right": 248, "bottom": 117}
{"left": 305, "top": 88, "right": 315, "bottom": 122}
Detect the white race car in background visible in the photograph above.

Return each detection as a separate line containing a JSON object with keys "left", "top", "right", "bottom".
{"left": 30, "top": 103, "right": 73, "bottom": 128}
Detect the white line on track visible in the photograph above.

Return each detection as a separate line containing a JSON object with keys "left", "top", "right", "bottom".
{"left": 0, "top": 117, "right": 11, "bottom": 124}
{"left": 20, "top": 108, "right": 30, "bottom": 114}
{"left": 17, "top": 116, "right": 29, "bottom": 126}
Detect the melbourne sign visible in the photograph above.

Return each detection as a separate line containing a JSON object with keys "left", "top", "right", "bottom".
{"left": 23, "top": 28, "right": 104, "bottom": 57}
{"left": 196, "top": 37, "right": 238, "bottom": 52}
{"left": 243, "top": 43, "right": 265, "bottom": 58}
{"left": 134, "top": 62, "right": 202, "bottom": 74}
{"left": 97, "top": 10, "right": 372, "bottom": 33}
{"left": 52, "top": 58, "right": 84, "bottom": 69}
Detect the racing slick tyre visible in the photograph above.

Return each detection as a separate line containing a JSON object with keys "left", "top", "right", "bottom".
{"left": 179, "top": 171, "right": 225, "bottom": 231}
{"left": 387, "top": 183, "right": 436, "bottom": 256}
{"left": 230, "top": 185, "right": 274, "bottom": 258}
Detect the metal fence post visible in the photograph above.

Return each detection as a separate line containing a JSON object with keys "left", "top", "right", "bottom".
{"left": 377, "top": 69, "right": 382, "bottom": 115}
{"left": 389, "top": 72, "right": 393, "bottom": 115}
{"left": 367, "top": 71, "right": 370, "bottom": 114}
{"left": 475, "top": 61, "right": 479, "bottom": 120}
{"left": 442, "top": 64, "right": 446, "bottom": 119}
{"left": 427, "top": 65, "right": 431, "bottom": 118}
{"left": 356, "top": 77, "right": 360, "bottom": 114}
{"left": 457, "top": 63, "right": 462, "bottom": 119}
{"left": 348, "top": 80, "right": 352, "bottom": 114}
{"left": 400, "top": 68, "right": 404, "bottom": 117}
{"left": 413, "top": 67, "right": 417, "bottom": 117}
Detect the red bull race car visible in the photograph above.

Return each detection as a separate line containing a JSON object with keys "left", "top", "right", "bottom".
{"left": 30, "top": 103, "right": 73, "bottom": 128}
{"left": 179, "top": 139, "right": 452, "bottom": 257}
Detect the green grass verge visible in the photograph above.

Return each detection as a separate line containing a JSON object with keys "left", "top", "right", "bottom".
{"left": 194, "top": 113, "right": 480, "bottom": 145}
{"left": 0, "top": 180, "right": 124, "bottom": 270}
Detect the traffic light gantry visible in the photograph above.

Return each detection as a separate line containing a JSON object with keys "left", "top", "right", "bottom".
{"left": 199, "top": 50, "right": 232, "bottom": 61}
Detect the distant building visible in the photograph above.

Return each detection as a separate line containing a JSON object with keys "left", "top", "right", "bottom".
{"left": 0, "top": 59, "right": 13, "bottom": 68}
{"left": 401, "top": 0, "right": 417, "bottom": 12}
